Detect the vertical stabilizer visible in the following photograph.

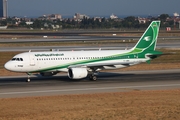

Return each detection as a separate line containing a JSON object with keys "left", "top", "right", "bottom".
{"left": 132, "top": 21, "right": 160, "bottom": 51}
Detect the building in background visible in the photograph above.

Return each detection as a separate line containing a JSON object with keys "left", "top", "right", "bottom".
{"left": 110, "top": 13, "right": 118, "bottom": 19}
{"left": 0, "top": 0, "right": 3, "bottom": 17}
{"left": 39, "top": 14, "right": 62, "bottom": 21}
{"left": 74, "top": 13, "right": 89, "bottom": 21}
{"left": 0, "top": 0, "right": 7, "bottom": 18}
{"left": 48, "top": 14, "right": 62, "bottom": 20}
{"left": 3, "top": 0, "right": 7, "bottom": 18}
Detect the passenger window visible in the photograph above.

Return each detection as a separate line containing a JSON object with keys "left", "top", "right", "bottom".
{"left": 16, "top": 58, "right": 20, "bottom": 61}
{"left": 20, "top": 58, "right": 23, "bottom": 61}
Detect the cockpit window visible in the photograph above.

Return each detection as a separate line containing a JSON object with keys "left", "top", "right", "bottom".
{"left": 11, "top": 58, "right": 16, "bottom": 61}
{"left": 11, "top": 58, "right": 23, "bottom": 61}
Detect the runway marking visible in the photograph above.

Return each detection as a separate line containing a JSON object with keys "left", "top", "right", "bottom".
{"left": 1, "top": 84, "right": 180, "bottom": 95}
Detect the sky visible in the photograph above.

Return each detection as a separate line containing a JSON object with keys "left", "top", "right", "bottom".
{"left": 8, "top": 0, "right": 180, "bottom": 17}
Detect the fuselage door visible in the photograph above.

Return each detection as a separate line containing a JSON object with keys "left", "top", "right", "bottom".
{"left": 29, "top": 53, "right": 35, "bottom": 66}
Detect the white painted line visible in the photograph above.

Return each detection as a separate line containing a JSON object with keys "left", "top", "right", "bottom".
{"left": 0, "top": 84, "right": 180, "bottom": 95}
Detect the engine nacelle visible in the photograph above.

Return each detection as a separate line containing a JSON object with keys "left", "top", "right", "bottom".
{"left": 40, "top": 72, "right": 58, "bottom": 76}
{"left": 68, "top": 68, "right": 88, "bottom": 79}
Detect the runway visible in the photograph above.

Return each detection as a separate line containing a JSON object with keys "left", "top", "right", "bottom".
{"left": 0, "top": 36, "right": 180, "bottom": 51}
{"left": 0, "top": 69, "right": 180, "bottom": 98}
{"left": 0, "top": 36, "right": 139, "bottom": 43}
{"left": 1, "top": 42, "right": 180, "bottom": 51}
{"left": 0, "top": 36, "right": 179, "bottom": 43}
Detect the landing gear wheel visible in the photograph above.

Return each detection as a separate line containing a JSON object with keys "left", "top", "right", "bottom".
{"left": 92, "top": 76, "right": 97, "bottom": 81}
{"left": 27, "top": 78, "right": 30, "bottom": 82}
{"left": 89, "top": 75, "right": 97, "bottom": 81}
{"left": 26, "top": 73, "right": 31, "bottom": 82}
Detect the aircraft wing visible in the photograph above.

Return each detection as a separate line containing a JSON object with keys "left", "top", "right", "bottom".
{"left": 68, "top": 61, "right": 136, "bottom": 69}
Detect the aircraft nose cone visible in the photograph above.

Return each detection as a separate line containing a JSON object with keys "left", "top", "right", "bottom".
{"left": 4, "top": 62, "right": 12, "bottom": 71}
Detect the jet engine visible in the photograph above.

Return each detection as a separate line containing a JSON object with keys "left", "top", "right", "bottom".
{"left": 68, "top": 68, "right": 88, "bottom": 79}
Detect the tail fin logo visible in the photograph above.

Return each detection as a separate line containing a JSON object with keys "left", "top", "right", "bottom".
{"left": 132, "top": 21, "right": 160, "bottom": 51}
{"left": 143, "top": 36, "right": 151, "bottom": 41}
{"left": 153, "top": 24, "right": 157, "bottom": 27}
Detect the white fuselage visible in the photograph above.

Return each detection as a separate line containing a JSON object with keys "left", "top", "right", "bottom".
{"left": 4, "top": 49, "right": 148, "bottom": 73}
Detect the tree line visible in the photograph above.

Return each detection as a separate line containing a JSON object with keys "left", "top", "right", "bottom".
{"left": 0, "top": 14, "right": 178, "bottom": 29}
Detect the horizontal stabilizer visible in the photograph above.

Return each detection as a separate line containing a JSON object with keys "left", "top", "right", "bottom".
{"left": 146, "top": 52, "right": 175, "bottom": 59}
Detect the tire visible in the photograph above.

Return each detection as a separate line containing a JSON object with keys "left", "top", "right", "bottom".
{"left": 27, "top": 79, "right": 30, "bottom": 82}
{"left": 92, "top": 76, "right": 97, "bottom": 81}
{"left": 89, "top": 75, "right": 97, "bottom": 81}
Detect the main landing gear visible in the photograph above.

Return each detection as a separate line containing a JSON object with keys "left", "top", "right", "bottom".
{"left": 89, "top": 70, "right": 98, "bottom": 81}
{"left": 27, "top": 73, "right": 31, "bottom": 82}
{"left": 89, "top": 74, "right": 97, "bottom": 81}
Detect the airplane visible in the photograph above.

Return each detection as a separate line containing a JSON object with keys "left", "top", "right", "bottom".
{"left": 4, "top": 21, "right": 162, "bottom": 82}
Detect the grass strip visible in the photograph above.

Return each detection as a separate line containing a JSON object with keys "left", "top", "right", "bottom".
{"left": 0, "top": 90, "right": 180, "bottom": 120}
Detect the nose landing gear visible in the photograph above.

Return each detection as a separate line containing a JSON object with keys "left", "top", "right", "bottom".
{"left": 27, "top": 73, "right": 31, "bottom": 82}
